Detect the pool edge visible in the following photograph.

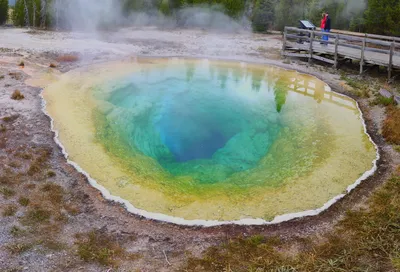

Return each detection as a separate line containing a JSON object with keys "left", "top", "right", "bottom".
{"left": 39, "top": 57, "right": 381, "bottom": 227}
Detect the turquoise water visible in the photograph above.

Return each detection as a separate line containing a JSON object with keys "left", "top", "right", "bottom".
{"left": 94, "top": 63, "right": 294, "bottom": 183}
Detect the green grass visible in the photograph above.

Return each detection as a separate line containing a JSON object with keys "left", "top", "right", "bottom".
{"left": 340, "top": 75, "right": 371, "bottom": 98}
{"left": 182, "top": 174, "right": 400, "bottom": 271}
{"left": 371, "top": 96, "right": 395, "bottom": 106}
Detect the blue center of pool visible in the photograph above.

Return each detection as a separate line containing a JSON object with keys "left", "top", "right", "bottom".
{"left": 96, "top": 63, "right": 290, "bottom": 182}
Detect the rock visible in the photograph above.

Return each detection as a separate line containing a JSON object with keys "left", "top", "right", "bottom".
{"left": 379, "top": 88, "right": 392, "bottom": 98}
{"left": 394, "top": 95, "right": 400, "bottom": 105}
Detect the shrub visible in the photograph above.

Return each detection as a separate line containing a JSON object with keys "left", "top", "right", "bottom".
{"left": 11, "top": 90, "right": 25, "bottom": 100}
{"left": 47, "top": 171, "right": 56, "bottom": 177}
{"left": 382, "top": 106, "right": 400, "bottom": 144}
{"left": 56, "top": 54, "right": 79, "bottom": 62}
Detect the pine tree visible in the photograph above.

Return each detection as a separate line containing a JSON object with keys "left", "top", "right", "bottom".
{"left": 0, "top": 0, "right": 8, "bottom": 25}
{"left": 252, "top": 0, "right": 275, "bottom": 32}
{"left": 365, "top": 0, "right": 400, "bottom": 36}
{"left": 159, "top": 0, "right": 171, "bottom": 15}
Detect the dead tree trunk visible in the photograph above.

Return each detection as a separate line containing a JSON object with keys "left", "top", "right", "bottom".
{"left": 40, "top": 0, "right": 47, "bottom": 28}
{"left": 32, "top": 0, "right": 37, "bottom": 28}
{"left": 55, "top": 0, "right": 60, "bottom": 30}
{"left": 23, "top": 0, "right": 30, "bottom": 28}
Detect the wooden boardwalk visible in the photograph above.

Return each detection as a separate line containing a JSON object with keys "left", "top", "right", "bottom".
{"left": 282, "top": 27, "right": 400, "bottom": 79}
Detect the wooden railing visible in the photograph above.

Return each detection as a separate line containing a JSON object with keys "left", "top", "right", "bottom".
{"left": 282, "top": 27, "right": 399, "bottom": 79}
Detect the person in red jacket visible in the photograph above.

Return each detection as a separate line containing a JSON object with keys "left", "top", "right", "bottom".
{"left": 320, "top": 13, "right": 327, "bottom": 44}
{"left": 320, "top": 13, "right": 326, "bottom": 30}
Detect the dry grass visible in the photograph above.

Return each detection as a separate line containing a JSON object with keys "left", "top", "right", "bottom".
{"left": 75, "top": 230, "right": 126, "bottom": 267}
{"left": 9, "top": 161, "right": 21, "bottom": 168}
{"left": 11, "top": 90, "right": 25, "bottom": 100}
{"left": 182, "top": 174, "right": 400, "bottom": 272}
{"left": 3, "top": 205, "right": 18, "bottom": 217}
{"left": 8, "top": 72, "right": 21, "bottom": 80}
{"left": 0, "top": 124, "right": 7, "bottom": 133}
{"left": 2, "top": 115, "right": 19, "bottom": 123}
{"left": 47, "top": 170, "right": 56, "bottom": 177}
{"left": 18, "top": 197, "right": 30, "bottom": 207}
{"left": 10, "top": 226, "right": 25, "bottom": 237}
{"left": 340, "top": 75, "right": 371, "bottom": 98}
{"left": 22, "top": 206, "right": 52, "bottom": 225}
{"left": 7, "top": 243, "right": 32, "bottom": 255}
{"left": 0, "top": 141, "right": 89, "bottom": 265}
{"left": 41, "top": 239, "right": 66, "bottom": 251}
{"left": 0, "top": 187, "right": 16, "bottom": 199}
{"left": 64, "top": 204, "right": 80, "bottom": 216}
{"left": 16, "top": 152, "right": 32, "bottom": 160}
{"left": 27, "top": 147, "right": 52, "bottom": 176}
{"left": 56, "top": 54, "right": 79, "bottom": 63}
{"left": 383, "top": 106, "right": 400, "bottom": 145}
{"left": 40, "top": 183, "right": 64, "bottom": 204}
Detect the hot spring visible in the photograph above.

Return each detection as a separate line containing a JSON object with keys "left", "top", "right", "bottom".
{"left": 43, "top": 58, "right": 377, "bottom": 225}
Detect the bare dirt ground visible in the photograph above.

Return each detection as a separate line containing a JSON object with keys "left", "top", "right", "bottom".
{"left": 0, "top": 27, "right": 399, "bottom": 272}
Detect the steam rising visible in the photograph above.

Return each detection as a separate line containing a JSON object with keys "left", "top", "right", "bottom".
{"left": 53, "top": 0, "right": 250, "bottom": 32}
{"left": 52, "top": 0, "right": 366, "bottom": 32}
{"left": 319, "top": 0, "right": 366, "bottom": 15}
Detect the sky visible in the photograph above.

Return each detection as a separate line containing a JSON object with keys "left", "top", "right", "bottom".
{"left": 8, "top": 0, "right": 16, "bottom": 6}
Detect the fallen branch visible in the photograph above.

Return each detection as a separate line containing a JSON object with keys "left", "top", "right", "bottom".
{"left": 163, "top": 250, "right": 171, "bottom": 266}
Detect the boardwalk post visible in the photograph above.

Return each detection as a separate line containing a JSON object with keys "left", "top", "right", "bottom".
{"left": 308, "top": 31, "right": 314, "bottom": 64}
{"left": 388, "top": 41, "right": 395, "bottom": 80}
{"left": 360, "top": 36, "right": 366, "bottom": 74}
{"left": 282, "top": 27, "right": 287, "bottom": 53}
{"left": 334, "top": 34, "right": 339, "bottom": 68}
